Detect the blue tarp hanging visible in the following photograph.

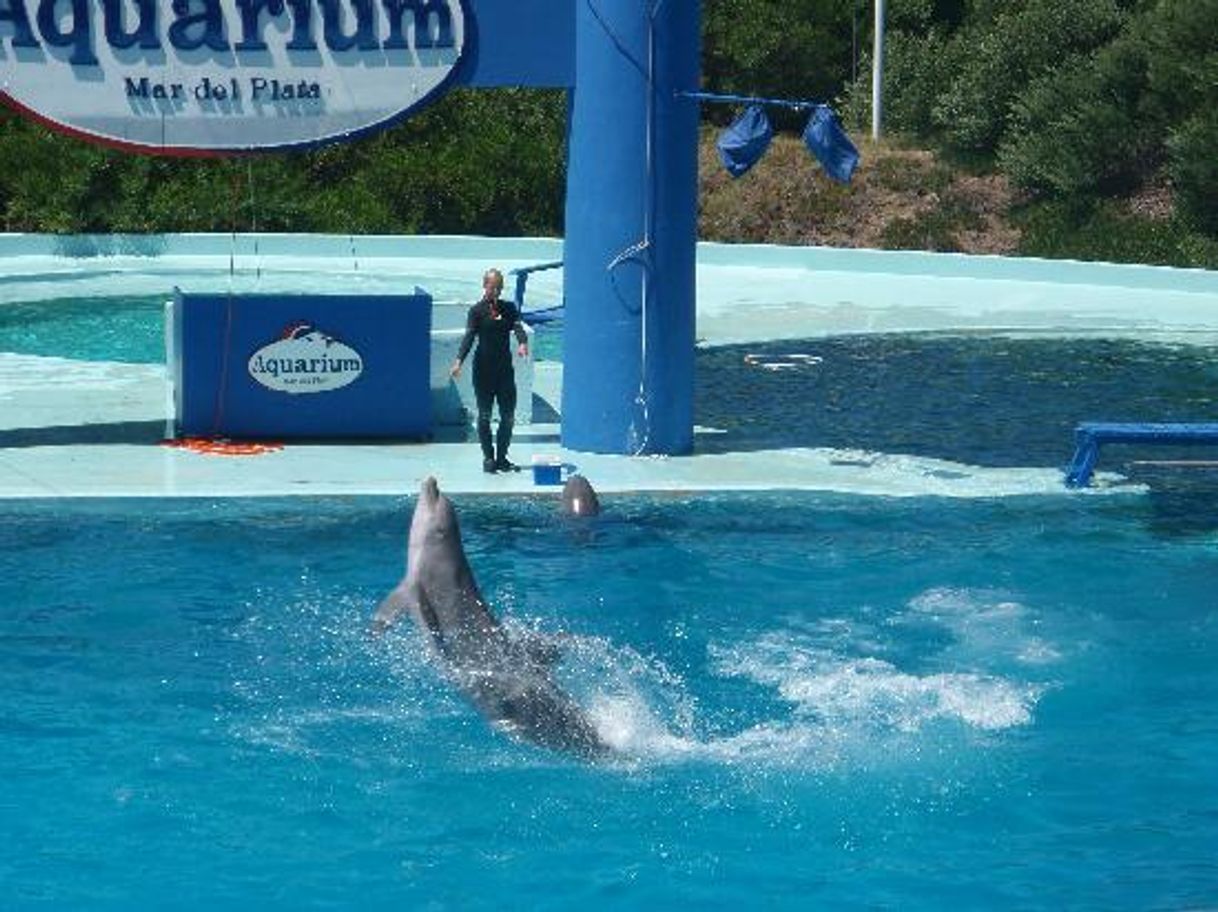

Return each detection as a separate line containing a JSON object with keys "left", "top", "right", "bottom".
{"left": 803, "top": 105, "right": 859, "bottom": 184}
{"left": 716, "top": 104, "right": 773, "bottom": 178}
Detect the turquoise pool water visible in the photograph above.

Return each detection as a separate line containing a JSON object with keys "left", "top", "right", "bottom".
{"left": 0, "top": 294, "right": 567, "bottom": 364}
{"left": 3, "top": 267, "right": 1218, "bottom": 907}
{"left": 0, "top": 295, "right": 168, "bottom": 364}
{"left": 2, "top": 493, "right": 1216, "bottom": 909}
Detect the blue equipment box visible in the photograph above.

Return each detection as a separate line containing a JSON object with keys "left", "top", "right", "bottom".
{"left": 169, "top": 290, "right": 432, "bottom": 439}
{"left": 531, "top": 456, "right": 563, "bottom": 486}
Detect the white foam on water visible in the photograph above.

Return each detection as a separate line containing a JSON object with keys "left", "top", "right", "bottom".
{"left": 559, "top": 633, "right": 699, "bottom": 744}
{"left": 581, "top": 690, "right": 831, "bottom": 770}
{"left": 231, "top": 594, "right": 1052, "bottom": 770}
{"left": 710, "top": 641, "right": 1039, "bottom": 733}
{"left": 903, "top": 586, "right": 1064, "bottom": 667}
{"left": 554, "top": 619, "right": 1045, "bottom": 770}
{"left": 586, "top": 695, "right": 831, "bottom": 769}
{"left": 586, "top": 693, "right": 701, "bottom": 759}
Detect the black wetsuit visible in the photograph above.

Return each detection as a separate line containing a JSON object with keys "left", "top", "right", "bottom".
{"left": 456, "top": 297, "right": 528, "bottom": 465}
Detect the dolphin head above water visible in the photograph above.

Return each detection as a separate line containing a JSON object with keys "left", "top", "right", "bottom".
{"left": 373, "top": 476, "right": 489, "bottom": 639}
{"left": 560, "top": 474, "right": 600, "bottom": 517}
{"left": 407, "top": 476, "right": 462, "bottom": 576}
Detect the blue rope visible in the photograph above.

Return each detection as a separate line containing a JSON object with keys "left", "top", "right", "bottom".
{"left": 678, "top": 90, "right": 824, "bottom": 112}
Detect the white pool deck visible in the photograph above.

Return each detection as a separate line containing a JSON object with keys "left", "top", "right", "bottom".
{"left": 3, "top": 233, "right": 1218, "bottom": 500}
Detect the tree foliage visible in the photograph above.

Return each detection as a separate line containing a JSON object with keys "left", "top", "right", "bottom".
{"left": 702, "top": 0, "right": 857, "bottom": 127}
{"left": 998, "top": 38, "right": 1156, "bottom": 197}
{"left": 840, "top": 0, "right": 1218, "bottom": 256}
{"left": 0, "top": 88, "right": 567, "bottom": 236}
{"left": 0, "top": 0, "right": 1216, "bottom": 264}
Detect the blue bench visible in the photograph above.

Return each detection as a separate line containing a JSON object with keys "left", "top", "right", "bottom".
{"left": 1066, "top": 422, "right": 1218, "bottom": 487}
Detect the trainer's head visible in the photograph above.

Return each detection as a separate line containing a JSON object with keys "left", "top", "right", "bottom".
{"left": 483, "top": 268, "right": 504, "bottom": 300}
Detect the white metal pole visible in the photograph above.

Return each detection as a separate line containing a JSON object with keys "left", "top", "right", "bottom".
{"left": 872, "top": 0, "right": 885, "bottom": 140}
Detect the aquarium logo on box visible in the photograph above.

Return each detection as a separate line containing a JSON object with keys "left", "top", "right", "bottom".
{"left": 248, "top": 322, "right": 363, "bottom": 394}
{"left": 0, "top": 0, "right": 468, "bottom": 154}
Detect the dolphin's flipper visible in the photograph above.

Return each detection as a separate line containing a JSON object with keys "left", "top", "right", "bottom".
{"left": 370, "top": 580, "right": 422, "bottom": 636}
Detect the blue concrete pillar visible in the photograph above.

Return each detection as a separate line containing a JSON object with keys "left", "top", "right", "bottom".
{"left": 562, "top": 0, "right": 701, "bottom": 454}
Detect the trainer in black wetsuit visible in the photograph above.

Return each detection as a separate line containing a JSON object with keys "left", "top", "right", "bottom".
{"left": 450, "top": 268, "right": 529, "bottom": 473}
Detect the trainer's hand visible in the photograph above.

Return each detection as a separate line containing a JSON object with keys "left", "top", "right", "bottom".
{"left": 517, "top": 343, "right": 529, "bottom": 359}
{"left": 450, "top": 359, "right": 462, "bottom": 379}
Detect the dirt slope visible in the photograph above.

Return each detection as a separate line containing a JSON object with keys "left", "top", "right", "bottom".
{"left": 698, "top": 131, "right": 1020, "bottom": 255}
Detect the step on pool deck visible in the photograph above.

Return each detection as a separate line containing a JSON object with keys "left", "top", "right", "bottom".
{"left": 3, "top": 234, "right": 1217, "bottom": 499}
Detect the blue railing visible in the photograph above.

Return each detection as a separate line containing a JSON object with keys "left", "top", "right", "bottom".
{"left": 1066, "top": 421, "right": 1218, "bottom": 487}
{"left": 510, "top": 260, "right": 564, "bottom": 323}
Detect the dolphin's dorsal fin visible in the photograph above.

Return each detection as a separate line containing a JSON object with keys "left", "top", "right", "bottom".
{"left": 370, "top": 579, "right": 422, "bottom": 636}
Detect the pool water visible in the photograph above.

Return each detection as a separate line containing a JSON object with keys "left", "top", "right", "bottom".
{"left": 0, "top": 295, "right": 168, "bottom": 364}
{"left": 2, "top": 493, "right": 1216, "bottom": 909}
{"left": 698, "top": 334, "right": 1218, "bottom": 466}
{"left": 0, "top": 294, "right": 567, "bottom": 364}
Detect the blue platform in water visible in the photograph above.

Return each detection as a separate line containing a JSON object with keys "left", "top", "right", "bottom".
{"left": 1066, "top": 421, "right": 1218, "bottom": 487}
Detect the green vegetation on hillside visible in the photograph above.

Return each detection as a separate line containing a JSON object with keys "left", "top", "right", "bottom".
{"left": 0, "top": 89, "right": 568, "bottom": 237}
{"left": 837, "top": 0, "right": 1218, "bottom": 267}
{"left": 1, "top": 0, "right": 1215, "bottom": 269}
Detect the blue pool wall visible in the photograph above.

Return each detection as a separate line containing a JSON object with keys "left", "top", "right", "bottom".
{"left": 2, "top": 233, "right": 1217, "bottom": 348}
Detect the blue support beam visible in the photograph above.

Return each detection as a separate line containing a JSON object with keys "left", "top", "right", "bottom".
{"left": 561, "top": 0, "right": 701, "bottom": 455}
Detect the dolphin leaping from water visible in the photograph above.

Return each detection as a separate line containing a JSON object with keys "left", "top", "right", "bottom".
{"left": 373, "top": 476, "right": 609, "bottom": 760}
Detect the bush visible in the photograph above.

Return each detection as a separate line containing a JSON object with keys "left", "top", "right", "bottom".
{"left": 1141, "top": 0, "right": 1218, "bottom": 119}
{"left": 931, "top": 0, "right": 1128, "bottom": 157}
{"left": 1167, "top": 112, "right": 1218, "bottom": 235}
{"left": 998, "top": 39, "right": 1156, "bottom": 197}
{"left": 1016, "top": 198, "right": 1218, "bottom": 268}
{"left": 0, "top": 88, "right": 568, "bottom": 236}
{"left": 702, "top": 0, "right": 856, "bottom": 130}
{"left": 842, "top": 28, "right": 960, "bottom": 139}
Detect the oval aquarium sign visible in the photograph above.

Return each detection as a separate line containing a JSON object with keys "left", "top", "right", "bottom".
{"left": 0, "top": 0, "right": 469, "bottom": 153}
{"left": 249, "top": 323, "right": 363, "bottom": 394}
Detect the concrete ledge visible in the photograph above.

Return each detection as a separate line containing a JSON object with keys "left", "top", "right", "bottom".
{"left": 3, "top": 233, "right": 1217, "bottom": 499}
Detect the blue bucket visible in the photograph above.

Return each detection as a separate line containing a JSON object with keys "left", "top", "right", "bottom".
{"left": 531, "top": 457, "right": 563, "bottom": 486}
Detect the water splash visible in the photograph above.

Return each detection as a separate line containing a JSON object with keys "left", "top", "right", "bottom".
{"left": 709, "top": 639, "right": 1040, "bottom": 734}
{"left": 552, "top": 616, "right": 1045, "bottom": 769}
{"left": 902, "top": 586, "right": 1064, "bottom": 667}
{"left": 226, "top": 584, "right": 1050, "bottom": 772}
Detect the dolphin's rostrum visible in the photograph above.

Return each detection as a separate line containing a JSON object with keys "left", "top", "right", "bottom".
{"left": 373, "top": 476, "right": 609, "bottom": 759}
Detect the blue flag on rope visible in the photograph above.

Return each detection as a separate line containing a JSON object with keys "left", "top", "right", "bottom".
{"left": 803, "top": 105, "right": 859, "bottom": 184}
{"left": 716, "top": 104, "right": 773, "bottom": 178}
